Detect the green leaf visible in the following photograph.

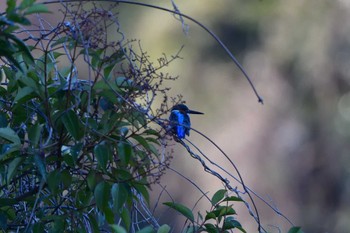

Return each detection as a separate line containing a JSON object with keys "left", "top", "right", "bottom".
{"left": 93, "top": 79, "right": 110, "bottom": 91}
{"left": 18, "top": 72, "right": 39, "bottom": 90}
{"left": 163, "top": 202, "right": 194, "bottom": 222}
{"left": 115, "top": 76, "right": 130, "bottom": 88}
{"left": 87, "top": 171, "right": 102, "bottom": 191}
{"left": 111, "top": 183, "right": 128, "bottom": 212}
{"left": 14, "top": 86, "right": 34, "bottom": 102}
{"left": 288, "top": 227, "right": 304, "bottom": 233}
{"left": 89, "top": 49, "right": 103, "bottom": 68}
{"left": 28, "top": 123, "right": 42, "bottom": 146}
{"left": 3, "top": 51, "right": 22, "bottom": 71}
{"left": 204, "top": 223, "right": 218, "bottom": 233}
{"left": 103, "top": 63, "right": 116, "bottom": 79}
{"left": 0, "top": 16, "right": 14, "bottom": 27}
{"left": 0, "top": 128, "right": 20, "bottom": 158}
{"left": 88, "top": 213, "right": 100, "bottom": 233}
{"left": 6, "top": 0, "right": 16, "bottom": 14}
{"left": 32, "top": 222, "right": 45, "bottom": 233}
{"left": 76, "top": 189, "right": 92, "bottom": 207}
{"left": 98, "top": 91, "right": 118, "bottom": 107}
{"left": 7, "top": 13, "right": 31, "bottom": 25}
{"left": 129, "top": 110, "right": 146, "bottom": 128}
{"left": 0, "top": 85, "right": 6, "bottom": 95}
{"left": 0, "top": 127, "right": 20, "bottom": 144}
{"left": 47, "top": 170, "right": 61, "bottom": 195}
{"left": 52, "top": 51, "right": 65, "bottom": 59}
{"left": 60, "top": 169, "right": 72, "bottom": 188}
{"left": 51, "top": 36, "right": 70, "bottom": 48}
{"left": 94, "top": 181, "right": 111, "bottom": 211}
{"left": 205, "top": 206, "right": 236, "bottom": 222}
{"left": 7, "top": 33, "right": 34, "bottom": 62}
{"left": 133, "top": 183, "right": 150, "bottom": 205}
{"left": 105, "top": 50, "right": 124, "bottom": 65}
{"left": 110, "top": 225, "right": 127, "bottom": 233}
{"left": 0, "top": 113, "right": 8, "bottom": 128}
{"left": 120, "top": 207, "right": 131, "bottom": 232}
{"left": 136, "top": 226, "right": 155, "bottom": 233}
{"left": 71, "top": 143, "right": 83, "bottom": 162}
{"left": 98, "top": 110, "right": 121, "bottom": 134}
{"left": 19, "top": 0, "right": 35, "bottom": 9}
{"left": 104, "top": 206, "right": 114, "bottom": 224}
{"left": 210, "top": 205, "right": 236, "bottom": 221}
{"left": 7, "top": 157, "right": 23, "bottom": 183}
{"left": 117, "top": 141, "right": 133, "bottom": 165}
{"left": 99, "top": 97, "right": 114, "bottom": 111}
{"left": 24, "top": 4, "right": 50, "bottom": 15}
{"left": 61, "top": 110, "right": 84, "bottom": 140}
{"left": 145, "top": 137, "right": 160, "bottom": 146}
{"left": 211, "top": 189, "right": 227, "bottom": 206}
{"left": 94, "top": 141, "right": 112, "bottom": 171}
{"left": 0, "top": 198, "right": 17, "bottom": 207}
{"left": 223, "top": 217, "right": 245, "bottom": 231}
{"left": 112, "top": 168, "right": 133, "bottom": 181}
{"left": 198, "top": 212, "right": 203, "bottom": 221}
{"left": 222, "top": 196, "right": 243, "bottom": 202}
{"left": 236, "top": 226, "right": 247, "bottom": 233}
{"left": 119, "top": 127, "right": 129, "bottom": 137}
{"left": 205, "top": 211, "right": 216, "bottom": 221}
{"left": 50, "top": 216, "right": 65, "bottom": 232}
{"left": 0, "top": 212, "right": 7, "bottom": 230}
{"left": 144, "top": 129, "right": 160, "bottom": 136}
{"left": 132, "top": 134, "right": 151, "bottom": 150}
{"left": 34, "top": 154, "right": 47, "bottom": 181}
{"left": 63, "top": 153, "right": 74, "bottom": 167}
{"left": 157, "top": 224, "right": 171, "bottom": 233}
{"left": 220, "top": 206, "right": 236, "bottom": 216}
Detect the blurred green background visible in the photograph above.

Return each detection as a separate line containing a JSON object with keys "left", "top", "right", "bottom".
{"left": 5, "top": 0, "right": 349, "bottom": 231}
{"left": 117, "top": 1, "right": 350, "bottom": 232}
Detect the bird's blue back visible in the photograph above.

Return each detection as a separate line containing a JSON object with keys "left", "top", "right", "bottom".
{"left": 170, "top": 110, "right": 191, "bottom": 139}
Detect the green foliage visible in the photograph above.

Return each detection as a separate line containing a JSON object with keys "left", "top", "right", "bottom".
{"left": 288, "top": 226, "right": 305, "bottom": 233}
{"left": 0, "top": 0, "right": 49, "bottom": 71}
{"left": 0, "top": 1, "right": 304, "bottom": 232}
{"left": 164, "top": 202, "right": 195, "bottom": 222}
{"left": 0, "top": 1, "right": 168, "bottom": 232}
{"left": 164, "top": 189, "right": 247, "bottom": 233}
{"left": 162, "top": 188, "right": 302, "bottom": 233}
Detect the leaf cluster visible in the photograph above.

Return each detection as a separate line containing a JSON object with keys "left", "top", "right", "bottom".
{"left": 164, "top": 188, "right": 304, "bottom": 233}
{"left": 165, "top": 189, "right": 246, "bottom": 233}
{"left": 0, "top": 0, "right": 49, "bottom": 71}
{"left": 0, "top": 1, "right": 175, "bottom": 232}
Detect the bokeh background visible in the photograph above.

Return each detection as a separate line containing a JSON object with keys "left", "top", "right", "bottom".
{"left": 4, "top": 0, "right": 350, "bottom": 232}
{"left": 116, "top": 1, "right": 350, "bottom": 232}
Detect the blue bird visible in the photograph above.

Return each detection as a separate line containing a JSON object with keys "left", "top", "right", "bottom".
{"left": 169, "top": 104, "right": 204, "bottom": 139}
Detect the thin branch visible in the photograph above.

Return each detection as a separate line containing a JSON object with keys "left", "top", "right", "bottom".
{"left": 177, "top": 138, "right": 265, "bottom": 233}
{"left": 185, "top": 135, "right": 294, "bottom": 226}
{"left": 42, "top": 0, "right": 264, "bottom": 104}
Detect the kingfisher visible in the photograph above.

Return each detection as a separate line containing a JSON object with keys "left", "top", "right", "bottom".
{"left": 169, "top": 104, "right": 204, "bottom": 139}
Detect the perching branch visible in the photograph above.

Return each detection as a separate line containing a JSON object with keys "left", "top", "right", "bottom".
{"left": 177, "top": 138, "right": 265, "bottom": 233}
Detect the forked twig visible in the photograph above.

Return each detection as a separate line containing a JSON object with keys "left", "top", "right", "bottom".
{"left": 186, "top": 136, "right": 294, "bottom": 226}
{"left": 177, "top": 138, "right": 265, "bottom": 233}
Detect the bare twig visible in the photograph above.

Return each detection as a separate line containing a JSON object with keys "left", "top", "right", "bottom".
{"left": 42, "top": 0, "right": 264, "bottom": 104}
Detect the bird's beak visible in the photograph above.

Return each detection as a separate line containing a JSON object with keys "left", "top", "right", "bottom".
{"left": 187, "top": 110, "right": 204, "bottom": 115}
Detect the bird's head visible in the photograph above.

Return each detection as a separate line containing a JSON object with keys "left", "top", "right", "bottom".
{"left": 171, "top": 104, "right": 204, "bottom": 115}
